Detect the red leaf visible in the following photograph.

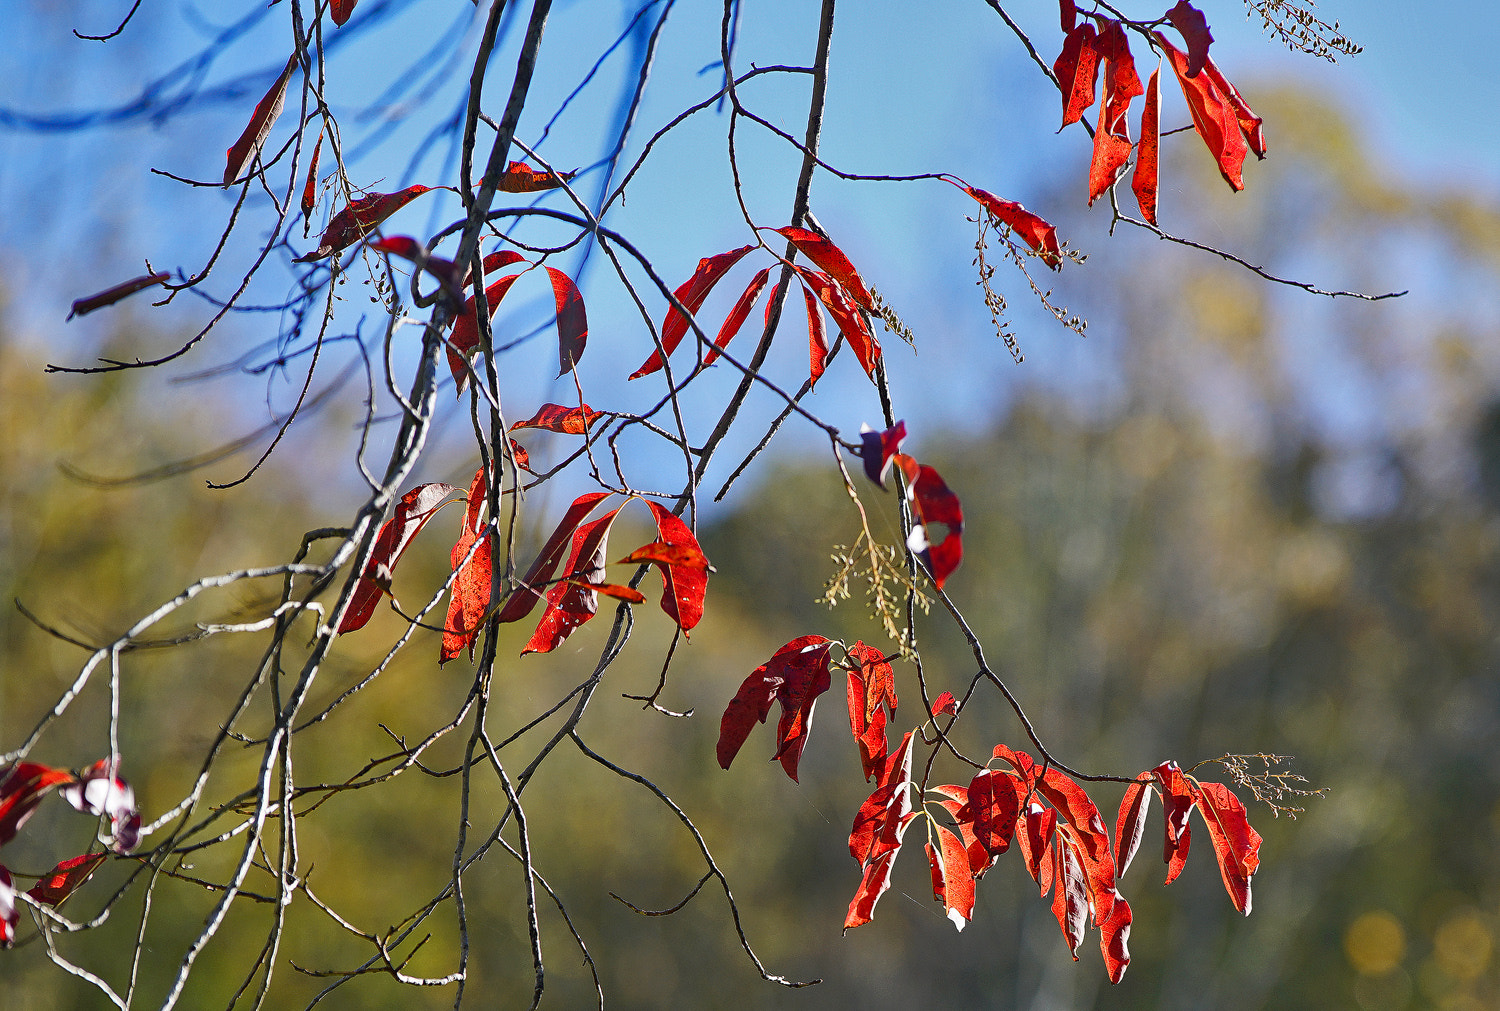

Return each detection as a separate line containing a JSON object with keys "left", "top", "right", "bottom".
{"left": 27, "top": 852, "right": 106, "bottom": 906}
{"left": 338, "top": 481, "right": 460, "bottom": 634}
{"left": 441, "top": 469, "right": 494, "bottom": 664}
{"left": 962, "top": 186, "right": 1062, "bottom": 269}
{"left": 794, "top": 266, "right": 881, "bottom": 380}
{"left": 932, "top": 691, "right": 958, "bottom": 716}
{"left": 717, "top": 635, "right": 831, "bottom": 774}
{"left": 1051, "top": 840, "right": 1089, "bottom": 957}
{"left": 509, "top": 403, "right": 602, "bottom": 436}
{"left": 1099, "top": 886, "right": 1133, "bottom": 983}
{"left": 570, "top": 580, "right": 646, "bottom": 604}
{"left": 1114, "top": 778, "right": 1153, "bottom": 877}
{"left": 845, "top": 641, "right": 897, "bottom": 781}
{"left": 224, "top": 53, "right": 296, "bottom": 186}
{"left": 494, "top": 491, "right": 615, "bottom": 626}
{"left": 546, "top": 267, "right": 588, "bottom": 375}
{"left": 847, "top": 732, "right": 915, "bottom": 870}
{"left": 521, "top": 508, "right": 622, "bottom": 655}
{"left": 801, "top": 281, "right": 830, "bottom": 388}
{"left": 1053, "top": 22, "right": 1100, "bottom": 128}
{"left": 508, "top": 440, "right": 532, "bottom": 473}
{"left": 1156, "top": 760, "right": 1196, "bottom": 885}
{"left": 497, "top": 160, "right": 576, "bottom": 193}
{"left": 296, "top": 185, "right": 437, "bottom": 262}
{"left": 301, "top": 127, "right": 323, "bottom": 221}
{"left": 448, "top": 272, "right": 525, "bottom": 390}
{"left": 702, "top": 266, "right": 772, "bottom": 368}
{"left": 61, "top": 758, "right": 140, "bottom": 853}
{"left": 1017, "top": 800, "right": 1058, "bottom": 892}
{"left": 1201, "top": 58, "right": 1267, "bottom": 158}
{"left": 930, "top": 785, "right": 994, "bottom": 878}
{"left": 1131, "top": 65, "right": 1162, "bottom": 225}
{"left": 859, "top": 420, "right": 907, "bottom": 490}
{"left": 771, "top": 640, "right": 834, "bottom": 782}
{"left": 1155, "top": 33, "right": 1250, "bottom": 191}
{"left": 928, "top": 823, "right": 977, "bottom": 930}
{"left": 844, "top": 848, "right": 899, "bottom": 931}
{"left": 370, "top": 237, "right": 466, "bottom": 302}
{"left": 1059, "top": 0, "right": 1077, "bottom": 32}
{"left": 642, "top": 501, "right": 709, "bottom": 632}
{"left": 967, "top": 769, "right": 1021, "bottom": 857}
{"left": 0, "top": 762, "right": 76, "bottom": 848}
{"left": 1166, "top": 0, "right": 1214, "bottom": 78}
{"left": 1088, "top": 21, "right": 1140, "bottom": 205}
{"left": 615, "top": 541, "right": 710, "bottom": 569}
{"left": 1, "top": 867, "right": 15, "bottom": 950}
{"left": 67, "top": 272, "right": 171, "bottom": 321}
{"left": 895, "top": 456, "right": 964, "bottom": 590}
{"left": 330, "top": 0, "right": 358, "bottom": 26}
{"left": 630, "top": 245, "right": 755, "bottom": 380}
{"left": 772, "top": 226, "right": 875, "bottom": 311}
{"left": 481, "top": 249, "right": 531, "bottom": 276}
{"left": 1195, "top": 781, "right": 1262, "bottom": 914}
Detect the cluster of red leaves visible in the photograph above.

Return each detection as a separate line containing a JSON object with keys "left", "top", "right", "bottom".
{"left": 858, "top": 421, "right": 964, "bottom": 589}
{"left": 0, "top": 759, "right": 141, "bottom": 948}
{"left": 628, "top": 225, "right": 880, "bottom": 388}
{"left": 1053, "top": 1, "right": 1265, "bottom": 224}
{"left": 336, "top": 472, "right": 710, "bottom": 665}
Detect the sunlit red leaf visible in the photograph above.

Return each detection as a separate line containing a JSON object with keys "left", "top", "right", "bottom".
{"left": 296, "top": 185, "right": 437, "bottom": 262}
{"left": 894, "top": 456, "right": 964, "bottom": 589}
{"left": 497, "top": 160, "right": 577, "bottom": 193}
{"left": 224, "top": 53, "right": 296, "bottom": 186}
{"left": 441, "top": 468, "right": 495, "bottom": 664}
{"left": 967, "top": 769, "right": 1021, "bottom": 858}
{"left": 370, "top": 236, "right": 466, "bottom": 302}
{"left": 0, "top": 762, "right": 76, "bottom": 847}
{"left": 771, "top": 639, "right": 834, "bottom": 782}
{"left": 1114, "top": 778, "right": 1153, "bottom": 877}
{"left": 844, "top": 848, "right": 899, "bottom": 931}
{"left": 1099, "top": 887, "right": 1133, "bottom": 983}
{"left": 1156, "top": 760, "right": 1196, "bottom": 884}
{"left": 845, "top": 641, "right": 897, "bottom": 781}
{"left": 1200, "top": 58, "right": 1266, "bottom": 158}
{"left": 930, "top": 785, "right": 993, "bottom": 878}
{"left": 509, "top": 403, "right": 603, "bottom": 436}
{"left": 1155, "top": 33, "right": 1253, "bottom": 191}
{"left": 338, "top": 481, "right": 460, "bottom": 634}
{"left": 493, "top": 491, "right": 615, "bottom": 626}
{"left": 846, "top": 731, "right": 915, "bottom": 925}
{"left": 1088, "top": 20, "right": 1140, "bottom": 205}
{"left": 508, "top": 440, "right": 532, "bottom": 473}
{"left": 1166, "top": 0, "right": 1214, "bottom": 78}
{"left": 1195, "top": 781, "right": 1262, "bottom": 914}
{"left": 330, "top": 0, "right": 357, "bottom": 26}
{"left": 522, "top": 508, "right": 622, "bottom": 655}
{"left": 27, "top": 852, "right": 107, "bottom": 906}
{"left": 1052, "top": 840, "right": 1089, "bottom": 957}
{"left": 448, "top": 271, "right": 525, "bottom": 390}
{"left": 61, "top": 758, "right": 140, "bottom": 853}
{"left": 642, "top": 501, "right": 709, "bottom": 632}
{"left": 1131, "top": 65, "right": 1161, "bottom": 225}
{"left": 545, "top": 266, "right": 588, "bottom": 375}
{"left": 794, "top": 266, "right": 880, "bottom": 380}
{"left": 1053, "top": 22, "right": 1100, "bottom": 127}
{"left": 702, "top": 266, "right": 771, "bottom": 368}
{"left": 615, "top": 541, "right": 711, "bottom": 570}
{"left": 717, "top": 635, "right": 831, "bottom": 776}
{"left": 859, "top": 420, "right": 907, "bottom": 490}
{"left": 1017, "top": 800, "right": 1057, "bottom": 893}
{"left": 67, "top": 272, "right": 171, "bottom": 321}
{"left": 301, "top": 127, "right": 323, "bottom": 221}
{"left": 928, "top": 823, "right": 977, "bottom": 930}
{"left": 932, "top": 691, "right": 958, "bottom": 716}
{"left": 772, "top": 226, "right": 874, "bottom": 311}
{"left": 568, "top": 579, "right": 646, "bottom": 604}
{"left": 630, "top": 245, "right": 755, "bottom": 380}
{"left": 962, "top": 186, "right": 1063, "bottom": 269}
{"left": 801, "top": 281, "right": 830, "bottom": 387}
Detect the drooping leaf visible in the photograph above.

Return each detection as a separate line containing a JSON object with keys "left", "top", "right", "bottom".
{"left": 522, "top": 508, "right": 622, "bottom": 655}
{"left": 1059, "top": 0, "right": 1077, "bottom": 32}
{"left": 338, "top": 482, "right": 460, "bottom": 634}
{"left": 1088, "top": 20, "right": 1140, "bottom": 205}
{"left": 1156, "top": 760, "right": 1197, "bottom": 884}
{"left": 894, "top": 456, "right": 964, "bottom": 589}
{"left": 1114, "top": 778, "right": 1153, "bottom": 877}
{"left": 1053, "top": 22, "right": 1100, "bottom": 128}
{"left": 702, "top": 266, "right": 772, "bottom": 368}
{"left": 966, "top": 769, "right": 1022, "bottom": 858}
{"left": 929, "top": 785, "right": 993, "bottom": 878}
{"left": 67, "top": 272, "right": 171, "bottom": 321}
{"left": 492, "top": 492, "right": 615, "bottom": 627}
{"left": 642, "top": 501, "right": 709, "bottom": 632}
{"left": 717, "top": 635, "right": 831, "bottom": 774}
{"left": 497, "top": 160, "right": 577, "bottom": 193}
{"left": 1166, "top": 0, "right": 1214, "bottom": 78}
{"left": 844, "top": 641, "right": 897, "bottom": 780}
{"left": 0, "top": 762, "right": 76, "bottom": 847}
{"left": 771, "top": 639, "right": 834, "bottom": 782}
{"left": 301, "top": 127, "right": 323, "bottom": 221}
{"left": 859, "top": 420, "right": 907, "bottom": 489}
{"left": 1194, "top": 781, "right": 1262, "bottom": 914}
{"left": 441, "top": 469, "right": 494, "bottom": 664}
{"left": 568, "top": 579, "right": 646, "bottom": 604}
{"left": 60, "top": 758, "right": 140, "bottom": 853}
{"left": 772, "top": 226, "right": 875, "bottom": 311}
{"left": 1200, "top": 57, "right": 1267, "bottom": 158}
{"left": 615, "top": 540, "right": 711, "bottom": 570}
{"left": 1098, "top": 887, "right": 1133, "bottom": 983}
{"left": 224, "top": 53, "right": 296, "bottom": 186}
{"left": 509, "top": 403, "right": 603, "bottom": 436}
{"left": 27, "top": 852, "right": 107, "bottom": 906}
{"left": 1131, "top": 65, "right": 1162, "bottom": 225}
{"left": 331, "top": 0, "right": 358, "bottom": 25}
{"left": 801, "top": 281, "right": 830, "bottom": 387}
{"left": 296, "top": 185, "right": 436, "bottom": 262}
{"left": 795, "top": 266, "right": 880, "bottom": 380}
{"left": 928, "top": 823, "right": 977, "bottom": 930}
{"left": 962, "top": 186, "right": 1063, "bottom": 269}
{"left": 629, "top": 245, "right": 755, "bottom": 380}
{"left": 1017, "top": 800, "right": 1058, "bottom": 893}
{"left": 508, "top": 439, "right": 532, "bottom": 473}
{"left": 1155, "top": 33, "right": 1251, "bottom": 190}
{"left": 844, "top": 732, "right": 915, "bottom": 929}
{"left": 1051, "top": 840, "right": 1090, "bottom": 957}
{"left": 448, "top": 271, "right": 525, "bottom": 390}
{"left": 369, "top": 237, "right": 466, "bottom": 302}
{"left": 545, "top": 266, "right": 588, "bottom": 375}
{"left": 844, "top": 847, "right": 900, "bottom": 932}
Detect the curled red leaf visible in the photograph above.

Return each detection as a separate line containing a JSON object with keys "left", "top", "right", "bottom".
{"left": 546, "top": 266, "right": 588, "bottom": 375}
{"left": 61, "top": 758, "right": 140, "bottom": 853}
{"left": 1166, "top": 0, "right": 1214, "bottom": 78}
{"left": 301, "top": 127, "right": 323, "bottom": 222}
{"left": 894, "top": 456, "right": 964, "bottom": 589}
{"left": 961, "top": 185, "right": 1062, "bottom": 269}
{"left": 1114, "top": 778, "right": 1153, "bottom": 878}
{"left": 1195, "top": 781, "right": 1262, "bottom": 914}
{"left": 224, "top": 53, "right": 296, "bottom": 186}
{"left": 929, "top": 823, "right": 977, "bottom": 930}
{"left": 441, "top": 468, "right": 496, "bottom": 664}
{"left": 296, "top": 185, "right": 437, "bottom": 262}
{"left": 794, "top": 266, "right": 881, "bottom": 380}
{"left": 27, "top": 852, "right": 107, "bottom": 906}
{"left": 615, "top": 541, "right": 711, "bottom": 571}
{"left": 630, "top": 245, "right": 755, "bottom": 379}
{"left": 702, "top": 266, "right": 772, "bottom": 368}
{"left": 493, "top": 492, "right": 615, "bottom": 626}
{"left": 859, "top": 420, "right": 907, "bottom": 490}
{"left": 522, "top": 508, "right": 623, "bottom": 655}
{"left": 1053, "top": 22, "right": 1100, "bottom": 128}
{"left": 1131, "top": 65, "right": 1162, "bottom": 225}
{"left": 509, "top": 403, "right": 602, "bottom": 436}
{"left": 845, "top": 641, "right": 897, "bottom": 781}
{"left": 338, "top": 481, "right": 460, "bottom": 635}
{"left": 772, "top": 226, "right": 875, "bottom": 311}
{"left": 642, "top": 501, "right": 709, "bottom": 632}
{"left": 0, "top": 762, "right": 76, "bottom": 847}
{"left": 68, "top": 272, "right": 170, "bottom": 321}
{"left": 1156, "top": 33, "right": 1257, "bottom": 191}
{"left": 844, "top": 732, "right": 915, "bottom": 929}
{"left": 932, "top": 691, "right": 958, "bottom": 716}
{"left": 801, "top": 281, "right": 830, "bottom": 387}
{"left": 717, "top": 636, "right": 831, "bottom": 781}
{"left": 1088, "top": 20, "right": 1141, "bottom": 205}
{"left": 330, "top": 0, "right": 357, "bottom": 26}
{"left": 497, "top": 160, "right": 576, "bottom": 193}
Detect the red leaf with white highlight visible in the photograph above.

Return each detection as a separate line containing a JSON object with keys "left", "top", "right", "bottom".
{"left": 521, "top": 508, "right": 622, "bottom": 655}
{"left": 928, "top": 823, "right": 977, "bottom": 930}
{"left": 773, "top": 226, "right": 875, "bottom": 311}
{"left": 0, "top": 762, "right": 76, "bottom": 847}
{"left": 703, "top": 266, "right": 771, "bottom": 368}
{"left": 630, "top": 245, "right": 755, "bottom": 379}
{"left": 859, "top": 420, "right": 907, "bottom": 489}
{"left": 338, "top": 482, "right": 460, "bottom": 634}
{"left": 1131, "top": 65, "right": 1162, "bottom": 225}
{"left": 895, "top": 456, "right": 964, "bottom": 589}
{"left": 224, "top": 54, "right": 296, "bottom": 186}
{"left": 845, "top": 641, "right": 897, "bottom": 780}
{"left": 510, "top": 403, "right": 602, "bottom": 435}
{"left": 497, "top": 160, "right": 576, "bottom": 193}
{"left": 546, "top": 267, "right": 587, "bottom": 375}
{"left": 1156, "top": 34, "right": 1253, "bottom": 191}
{"left": 297, "top": 185, "right": 437, "bottom": 262}
{"left": 643, "top": 501, "right": 709, "bottom": 632}
{"left": 27, "top": 852, "right": 106, "bottom": 906}
{"left": 717, "top": 636, "right": 832, "bottom": 778}
{"left": 962, "top": 186, "right": 1062, "bottom": 269}
{"left": 61, "top": 758, "right": 140, "bottom": 853}
{"left": 1166, "top": 1, "right": 1214, "bottom": 78}
{"left": 301, "top": 128, "right": 322, "bottom": 221}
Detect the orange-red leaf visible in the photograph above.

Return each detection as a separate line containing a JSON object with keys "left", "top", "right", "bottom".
{"left": 441, "top": 468, "right": 494, "bottom": 664}
{"left": 643, "top": 501, "right": 709, "bottom": 632}
{"left": 497, "top": 160, "right": 576, "bottom": 193}
{"left": 448, "top": 272, "right": 524, "bottom": 390}
{"left": 847, "top": 731, "right": 915, "bottom": 870}
{"left": 1054, "top": 22, "right": 1100, "bottom": 127}
{"left": 615, "top": 541, "right": 711, "bottom": 570}
{"left": 1131, "top": 65, "right": 1161, "bottom": 225}
{"left": 0, "top": 762, "right": 76, "bottom": 847}
{"left": 339, "top": 481, "right": 460, "bottom": 634}
{"left": 894, "top": 456, "right": 964, "bottom": 589}
{"left": 772, "top": 226, "right": 874, "bottom": 311}
{"left": 67, "top": 273, "right": 171, "bottom": 321}
{"left": 1088, "top": 20, "right": 1140, "bottom": 205}
{"left": 845, "top": 641, "right": 897, "bottom": 781}
{"left": 301, "top": 127, "right": 323, "bottom": 222}
{"left": 568, "top": 579, "right": 646, "bottom": 604}
{"left": 494, "top": 492, "right": 615, "bottom": 626}
{"left": 794, "top": 266, "right": 880, "bottom": 379}
{"left": 27, "top": 852, "right": 106, "bottom": 906}
{"left": 963, "top": 186, "right": 1062, "bottom": 269}
{"left": 522, "top": 508, "right": 622, "bottom": 655}
{"left": 630, "top": 245, "right": 755, "bottom": 379}
{"left": 1114, "top": 779, "right": 1153, "bottom": 877}
{"left": 844, "top": 847, "right": 899, "bottom": 931}
{"left": 1156, "top": 760, "right": 1196, "bottom": 885}
{"left": 370, "top": 236, "right": 466, "bottom": 302}
{"left": 224, "top": 53, "right": 296, "bottom": 186}
{"left": 801, "top": 282, "right": 830, "bottom": 387}
{"left": 967, "top": 769, "right": 1021, "bottom": 858}
{"left": 1099, "top": 886, "right": 1133, "bottom": 983}
{"left": 1201, "top": 57, "right": 1266, "bottom": 158}
{"left": 546, "top": 266, "right": 588, "bottom": 375}
{"left": 1195, "top": 781, "right": 1262, "bottom": 914}
{"left": 330, "top": 0, "right": 357, "bottom": 26}
{"left": 928, "top": 823, "right": 977, "bottom": 930}
{"left": 932, "top": 691, "right": 958, "bottom": 716}
{"left": 1166, "top": 0, "right": 1214, "bottom": 78}
{"left": 296, "top": 185, "right": 436, "bottom": 262}
{"left": 510, "top": 403, "right": 602, "bottom": 436}
{"left": 702, "top": 266, "right": 772, "bottom": 368}
{"left": 1156, "top": 33, "right": 1250, "bottom": 191}
{"left": 717, "top": 636, "right": 831, "bottom": 779}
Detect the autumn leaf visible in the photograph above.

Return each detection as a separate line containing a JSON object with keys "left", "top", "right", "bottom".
{"left": 301, "top": 127, "right": 322, "bottom": 221}
{"left": 932, "top": 691, "right": 958, "bottom": 716}
{"left": 224, "top": 53, "right": 296, "bottom": 186}
{"left": 338, "top": 481, "right": 460, "bottom": 635}
{"left": 522, "top": 508, "right": 623, "bottom": 655}
{"left": 509, "top": 403, "right": 603, "bottom": 435}
{"left": 716, "top": 635, "right": 831, "bottom": 781}
{"left": 1088, "top": 21, "right": 1140, "bottom": 205}
{"left": 27, "top": 852, "right": 107, "bottom": 906}
{"left": 630, "top": 245, "right": 755, "bottom": 380}
{"left": 61, "top": 758, "right": 140, "bottom": 853}
{"left": 68, "top": 272, "right": 171, "bottom": 321}
{"left": 1054, "top": 21, "right": 1100, "bottom": 128}
{"left": 929, "top": 785, "right": 993, "bottom": 879}
{"left": 1165, "top": 0, "right": 1214, "bottom": 78}
{"left": 497, "top": 160, "right": 577, "bottom": 193}
{"left": 568, "top": 579, "right": 646, "bottom": 604}
{"left": 845, "top": 641, "right": 897, "bottom": 780}
{"left": 844, "top": 732, "right": 915, "bottom": 930}
{"left": 642, "top": 501, "right": 709, "bottom": 632}
{"left": 795, "top": 266, "right": 881, "bottom": 380}
{"left": 894, "top": 455, "right": 964, "bottom": 589}
{"left": 928, "top": 823, "right": 977, "bottom": 930}
{"left": 1131, "top": 65, "right": 1162, "bottom": 225}
{"left": 801, "top": 281, "right": 830, "bottom": 387}
{"left": 1059, "top": 0, "right": 1077, "bottom": 32}
{"left": 859, "top": 420, "right": 907, "bottom": 489}
{"left": 296, "top": 185, "right": 437, "bottom": 262}
{"left": 1200, "top": 57, "right": 1267, "bottom": 158}
{"left": 330, "top": 0, "right": 357, "bottom": 26}
{"left": 772, "top": 226, "right": 875, "bottom": 311}
{"left": 966, "top": 769, "right": 1021, "bottom": 858}
{"left": 0, "top": 762, "right": 76, "bottom": 847}
{"left": 1194, "top": 780, "right": 1262, "bottom": 914}
{"left": 546, "top": 266, "right": 588, "bottom": 375}
{"left": 1114, "top": 777, "right": 1154, "bottom": 877}
{"left": 1156, "top": 33, "right": 1254, "bottom": 191}
{"left": 701, "top": 266, "right": 772, "bottom": 368}
{"left": 448, "top": 271, "right": 525, "bottom": 390}
{"left": 960, "top": 185, "right": 1063, "bottom": 269}
{"left": 615, "top": 541, "right": 711, "bottom": 570}
{"left": 370, "top": 236, "right": 466, "bottom": 302}
{"left": 1017, "top": 799, "right": 1058, "bottom": 891}
{"left": 441, "top": 468, "right": 495, "bottom": 664}
{"left": 493, "top": 492, "right": 615, "bottom": 626}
